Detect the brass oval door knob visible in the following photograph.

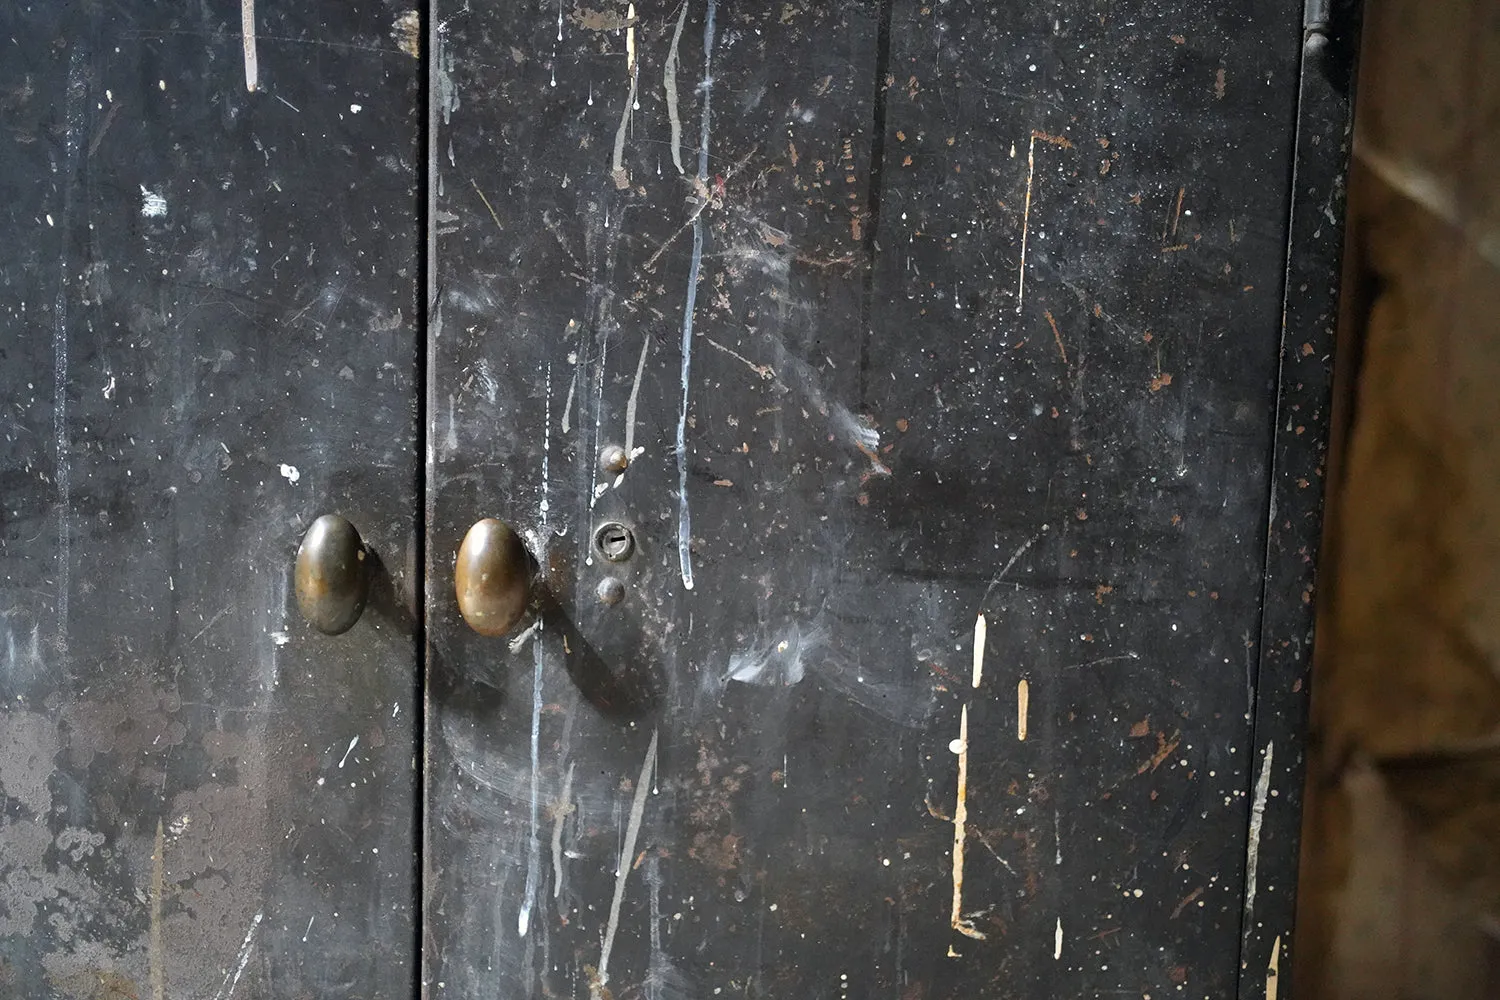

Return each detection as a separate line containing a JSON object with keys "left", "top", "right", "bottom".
{"left": 294, "top": 514, "right": 370, "bottom": 635}
{"left": 455, "top": 518, "right": 532, "bottom": 636}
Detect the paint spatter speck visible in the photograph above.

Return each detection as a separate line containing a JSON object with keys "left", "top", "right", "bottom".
{"left": 278, "top": 463, "right": 300, "bottom": 484}
{"left": 337, "top": 735, "right": 359, "bottom": 769}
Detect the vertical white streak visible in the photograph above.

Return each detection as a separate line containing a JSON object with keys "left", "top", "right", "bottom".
{"left": 552, "top": 761, "right": 575, "bottom": 900}
{"left": 663, "top": 0, "right": 689, "bottom": 174}
{"left": 609, "top": 40, "right": 639, "bottom": 185}
{"left": 674, "top": 0, "right": 717, "bottom": 592}
{"left": 521, "top": 365, "right": 553, "bottom": 938}
{"left": 519, "top": 628, "right": 544, "bottom": 938}
{"left": 1016, "top": 133, "right": 1036, "bottom": 314}
{"left": 1054, "top": 917, "right": 1063, "bottom": 960}
{"left": 241, "top": 0, "right": 258, "bottom": 92}
{"left": 214, "top": 911, "right": 263, "bottom": 1000}
{"left": 624, "top": 334, "right": 650, "bottom": 462}
{"left": 1243, "top": 740, "right": 1275, "bottom": 925}
{"left": 150, "top": 820, "right": 165, "bottom": 1000}
{"left": 597, "top": 729, "right": 659, "bottom": 988}
{"left": 970, "top": 613, "right": 987, "bottom": 688}
{"left": 53, "top": 53, "right": 85, "bottom": 663}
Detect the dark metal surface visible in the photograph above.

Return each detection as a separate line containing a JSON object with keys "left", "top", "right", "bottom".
{"left": 0, "top": 4, "right": 422, "bottom": 997}
{"left": 1234, "top": 14, "right": 1358, "bottom": 999}
{"left": 425, "top": 1, "right": 1342, "bottom": 998}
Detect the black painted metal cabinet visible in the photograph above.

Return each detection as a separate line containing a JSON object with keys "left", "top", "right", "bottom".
{"left": 2, "top": 2, "right": 1352, "bottom": 999}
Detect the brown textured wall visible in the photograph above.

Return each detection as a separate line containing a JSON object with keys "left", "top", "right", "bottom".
{"left": 1296, "top": 0, "right": 1500, "bottom": 996}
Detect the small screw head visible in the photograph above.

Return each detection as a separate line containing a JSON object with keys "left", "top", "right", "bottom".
{"left": 594, "top": 521, "right": 635, "bottom": 562}
{"left": 596, "top": 576, "right": 626, "bottom": 606}
{"left": 599, "top": 444, "right": 629, "bottom": 475}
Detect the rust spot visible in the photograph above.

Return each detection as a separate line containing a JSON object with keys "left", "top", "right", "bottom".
{"left": 1030, "top": 129, "right": 1074, "bottom": 148}
{"left": 1138, "top": 730, "right": 1182, "bottom": 774}
{"left": 1129, "top": 718, "right": 1151, "bottom": 738}
{"left": 1095, "top": 584, "right": 1114, "bottom": 605}
{"left": 1150, "top": 372, "right": 1173, "bottom": 392}
{"left": 1171, "top": 885, "right": 1206, "bottom": 918}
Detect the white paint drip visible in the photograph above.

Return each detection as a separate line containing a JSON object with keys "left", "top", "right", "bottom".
{"left": 140, "top": 186, "right": 167, "bottom": 218}
{"left": 337, "top": 735, "right": 359, "bottom": 768}
{"left": 519, "top": 621, "right": 545, "bottom": 938}
{"left": 1054, "top": 808, "right": 1062, "bottom": 866}
{"left": 674, "top": 0, "right": 717, "bottom": 593}
{"left": 551, "top": 761, "right": 575, "bottom": 900}
{"left": 663, "top": 0, "right": 690, "bottom": 174}
{"left": 1243, "top": 740, "right": 1274, "bottom": 924}
{"left": 609, "top": 8, "right": 640, "bottom": 187}
{"left": 240, "top": 0, "right": 258, "bottom": 92}
{"left": 214, "top": 911, "right": 262, "bottom": 1000}
{"left": 596, "top": 729, "right": 659, "bottom": 992}
{"left": 1054, "top": 917, "right": 1063, "bottom": 960}
{"left": 623, "top": 334, "right": 651, "bottom": 466}
{"left": 970, "top": 613, "right": 987, "bottom": 688}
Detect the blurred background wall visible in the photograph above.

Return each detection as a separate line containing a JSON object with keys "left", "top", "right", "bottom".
{"left": 1294, "top": 1, "right": 1500, "bottom": 996}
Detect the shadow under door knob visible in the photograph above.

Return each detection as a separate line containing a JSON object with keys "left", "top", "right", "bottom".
{"left": 294, "top": 514, "right": 370, "bottom": 635}
{"left": 455, "top": 518, "right": 532, "bottom": 636}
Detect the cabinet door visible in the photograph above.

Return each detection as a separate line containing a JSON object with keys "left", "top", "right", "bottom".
{"left": 0, "top": 4, "right": 422, "bottom": 997}
{"left": 426, "top": 2, "right": 1340, "bottom": 998}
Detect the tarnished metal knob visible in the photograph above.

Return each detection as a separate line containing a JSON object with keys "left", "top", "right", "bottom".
{"left": 455, "top": 518, "right": 532, "bottom": 636}
{"left": 294, "top": 514, "right": 370, "bottom": 635}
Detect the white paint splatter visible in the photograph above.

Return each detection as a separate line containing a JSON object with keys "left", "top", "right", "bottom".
{"left": 140, "top": 186, "right": 167, "bottom": 218}
{"left": 1054, "top": 917, "right": 1063, "bottom": 960}
{"left": 214, "top": 911, "right": 262, "bottom": 1000}
{"left": 337, "top": 735, "right": 358, "bottom": 769}
{"left": 349, "top": 103, "right": 362, "bottom": 114}
{"left": 278, "top": 463, "right": 300, "bottom": 484}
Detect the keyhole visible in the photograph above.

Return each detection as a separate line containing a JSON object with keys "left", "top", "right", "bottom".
{"left": 594, "top": 522, "right": 635, "bottom": 562}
